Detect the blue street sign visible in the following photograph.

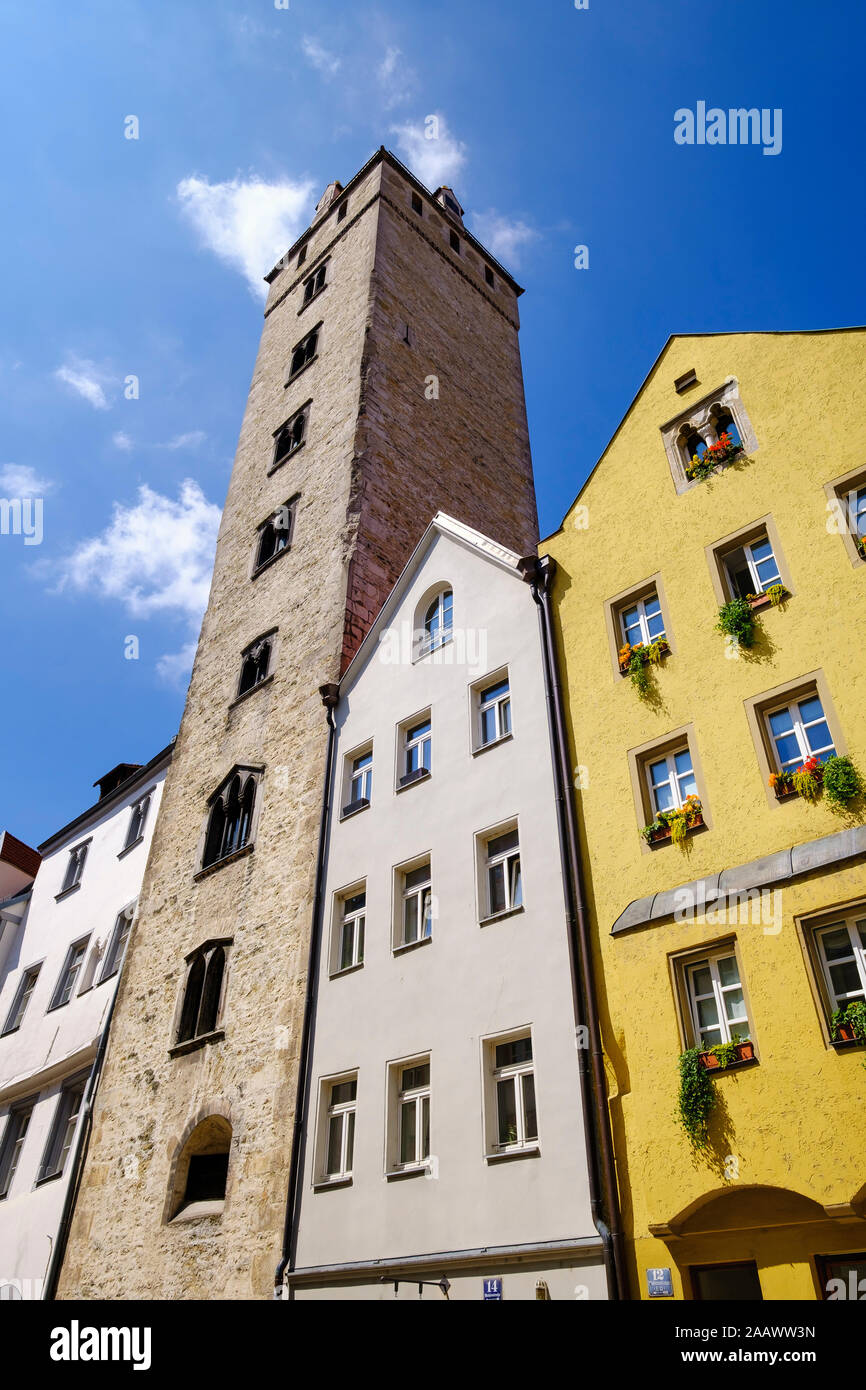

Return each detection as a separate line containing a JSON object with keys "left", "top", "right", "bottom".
{"left": 483, "top": 1277, "right": 503, "bottom": 1300}
{"left": 647, "top": 1267, "right": 674, "bottom": 1298}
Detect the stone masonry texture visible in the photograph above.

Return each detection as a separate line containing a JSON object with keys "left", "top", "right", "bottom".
{"left": 57, "top": 150, "right": 539, "bottom": 1299}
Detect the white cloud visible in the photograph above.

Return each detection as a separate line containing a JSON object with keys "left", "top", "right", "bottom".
{"left": 0, "top": 464, "right": 53, "bottom": 496}
{"left": 55, "top": 356, "right": 112, "bottom": 410}
{"left": 470, "top": 211, "right": 538, "bottom": 269}
{"left": 378, "top": 46, "right": 416, "bottom": 108}
{"left": 177, "top": 173, "right": 315, "bottom": 297}
{"left": 390, "top": 114, "right": 467, "bottom": 190}
{"left": 156, "top": 640, "right": 199, "bottom": 687}
{"left": 302, "top": 36, "right": 341, "bottom": 77}
{"left": 112, "top": 431, "right": 133, "bottom": 451}
{"left": 55, "top": 480, "right": 221, "bottom": 681}
{"left": 162, "top": 430, "right": 206, "bottom": 450}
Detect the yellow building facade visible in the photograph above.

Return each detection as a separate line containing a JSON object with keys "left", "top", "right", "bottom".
{"left": 544, "top": 329, "right": 866, "bottom": 1301}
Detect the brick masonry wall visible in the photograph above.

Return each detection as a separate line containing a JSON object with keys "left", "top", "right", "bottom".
{"left": 57, "top": 153, "right": 539, "bottom": 1299}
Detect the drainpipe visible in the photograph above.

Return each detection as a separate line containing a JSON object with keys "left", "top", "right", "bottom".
{"left": 43, "top": 982, "right": 121, "bottom": 1300}
{"left": 519, "top": 553, "right": 629, "bottom": 1301}
{"left": 274, "top": 682, "right": 340, "bottom": 1299}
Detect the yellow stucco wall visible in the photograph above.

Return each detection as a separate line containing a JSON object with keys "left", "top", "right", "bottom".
{"left": 543, "top": 329, "right": 866, "bottom": 1300}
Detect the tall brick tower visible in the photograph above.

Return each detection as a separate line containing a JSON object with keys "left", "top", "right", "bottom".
{"left": 57, "top": 148, "right": 538, "bottom": 1299}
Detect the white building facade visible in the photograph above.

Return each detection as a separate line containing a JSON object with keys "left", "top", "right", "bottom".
{"left": 0, "top": 746, "right": 172, "bottom": 1299}
{"left": 287, "top": 516, "right": 609, "bottom": 1301}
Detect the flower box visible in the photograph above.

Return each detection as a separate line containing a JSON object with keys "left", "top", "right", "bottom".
{"left": 699, "top": 1040, "right": 755, "bottom": 1070}
{"left": 618, "top": 638, "right": 670, "bottom": 675}
{"left": 648, "top": 813, "right": 704, "bottom": 844}
{"left": 685, "top": 433, "right": 743, "bottom": 483}
{"left": 834, "top": 1022, "right": 860, "bottom": 1043}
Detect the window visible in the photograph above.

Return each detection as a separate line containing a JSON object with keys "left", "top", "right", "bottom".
{"left": 288, "top": 326, "right": 319, "bottom": 380}
{"left": 712, "top": 406, "right": 741, "bottom": 449}
{"left": 477, "top": 675, "right": 511, "bottom": 747}
{"left": 49, "top": 937, "right": 90, "bottom": 1010}
{"left": 168, "top": 1115, "right": 231, "bottom": 1218}
{"left": 722, "top": 533, "right": 781, "bottom": 601}
{"left": 338, "top": 891, "right": 365, "bottom": 972}
{"left": 323, "top": 1077, "right": 356, "bottom": 1180}
{"left": 336, "top": 199, "right": 348, "bottom": 222}
{"left": 297, "top": 243, "right": 307, "bottom": 268}
{"left": 0, "top": 1103, "right": 34, "bottom": 1199}
{"left": 491, "top": 1035, "right": 537, "bottom": 1152}
{"left": 659, "top": 380, "right": 757, "bottom": 495}
{"left": 123, "top": 795, "right": 150, "bottom": 851}
{"left": 647, "top": 747, "right": 698, "bottom": 814}
{"left": 2, "top": 965, "right": 40, "bottom": 1035}
{"left": 815, "top": 915, "right": 866, "bottom": 1012}
{"left": 818, "top": 1254, "right": 866, "bottom": 1300}
{"left": 485, "top": 265, "right": 494, "bottom": 288}
{"left": 59, "top": 842, "right": 88, "bottom": 896}
{"left": 271, "top": 409, "right": 308, "bottom": 470}
{"left": 175, "top": 941, "right": 229, "bottom": 1046}
{"left": 411, "top": 192, "right": 423, "bottom": 215}
{"left": 254, "top": 499, "right": 296, "bottom": 574}
{"left": 766, "top": 694, "right": 836, "bottom": 773}
{"left": 396, "top": 1062, "right": 430, "bottom": 1169}
{"left": 484, "top": 828, "right": 523, "bottom": 918}
{"left": 449, "top": 230, "right": 460, "bottom": 253}
{"left": 342, "top": 747, "right": 372, "bottom": 815}
{"left": 419, "top": 588, "right": 453, "bottom": 656}
{"left": 100, "top": 906, "right": 134, "bottom": 982}
{"left": 237, "top": 634, "right": 273, "bottom": 698}
{"left": 202, "top": 768, "right": 261, "bottom": 869}
{"left": 691, "top": 1262, "right": 763, "bottom": 1301}
{"left": 399, "top": 862, "right": 433, "bottom": 947}
{"left": 400, "top": 715, "right": 431, "bottom": 787}
{"left": 38, "top": 1075, "right": 87, "bottom": 1183}
{"left": 302, "top": 263, "right": 327, "bottom": 304}
{"left": 620, "top": 591, "right": 666, "bottom": 648}
{"left": 684, "top": 949, "right": 751, "bottom": 1049}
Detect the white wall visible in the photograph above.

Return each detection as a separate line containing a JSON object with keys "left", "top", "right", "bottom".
{"left": 0, "top": 760, "right": 168, "bottom": 1297}
{"left": 294, "top": 527, "right": 604, "bottom": 1297}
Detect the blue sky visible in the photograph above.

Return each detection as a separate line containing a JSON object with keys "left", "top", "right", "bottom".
{"left": 1, "top": 0, "right": 864, "bottom": 846}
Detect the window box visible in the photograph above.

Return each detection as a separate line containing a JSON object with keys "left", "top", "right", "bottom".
{"left": 340, "top": 796, "right": 369, "bottom": 819}
{"left": 769, "top": 755, "right": 863, "bottom": 807}
{"left": 748, "top": 585, "right": 787, "bottom": 612}
{"left": 641, "top": 797, "right": 704, "bottom": 847}
{"left": 685, "top": 433, "right": 743, "bottom": 483}
{"left": 618, "top": 637, "right": 670, "bottom": 676}
{"left": 699, "top": 1039, "right": 755, "bottom": 1070}
{"left": 398, "top": 766, "right": 430, "bottom": 790}
{"left": 830, "top": 1002, "right": 866, "bottom": 1045}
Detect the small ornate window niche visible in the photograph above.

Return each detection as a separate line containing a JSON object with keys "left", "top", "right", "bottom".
{"left": 233, "top": 630, "right": 277, "bottom": 705}
{"left": 197, "top": 766, "right": 263, "bottom": 875}
{"left": 660, "top": 379, "right": 758, "bottom": 495}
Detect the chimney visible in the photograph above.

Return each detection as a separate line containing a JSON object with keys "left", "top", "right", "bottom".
{"left": 93, "top": 763, "right": 142, "bottom": 801}
{"left": 312, "top": 180, "right": 344, "bottom": 225}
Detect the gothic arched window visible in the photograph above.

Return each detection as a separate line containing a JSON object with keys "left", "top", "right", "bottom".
{"left": 237, "top": 637, "right": 272, "bottom": 698}
{"left": 175, "top": 940, "right": 231, "bottom": 1046}
{"left": 272, "top": 410, "right": 308, "bottom": 470}
{"left": 254, "top": 499, "right": 296, "bottom": 573}
{"left": 202, "top": 767, "right": 262, "bottom": 870}
{"left": 712, "top": 407, "right": 741, "bottom": 449}
{"left": 421, "top": 588, "right": 453, "bottom": 655}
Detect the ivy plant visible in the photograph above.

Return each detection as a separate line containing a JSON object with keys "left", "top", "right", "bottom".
{"left": 822, "top": 755, "right": 865, "bottom": 808}
{"left": 715, "top": 597, "right": 755, "bottom": 649}
{"left": 677, "top": 1046, "right": 716, "bottom": 1148}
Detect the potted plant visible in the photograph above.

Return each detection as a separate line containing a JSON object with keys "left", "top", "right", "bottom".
{"left": 715, "top": 596, "right": 756, "bottom": 648}
{"left": 857, "top": 535, "right": 866, "bottom": 559}
{"left": 831, "top": 1002, "right": 866, "bottom": 1043}
{"left": 769, "top": 769, "right": 797, "bottom": 800}
{"left": 699, "top": 1034, "right": 755, "bottom": 1070}
{"left": 822, "top": 755, "right": 865, "bottom": 808}
{"left": 677, "top": 1046, "right": 716, "bottom": 1147}
{"left": 685, "top": 431, "right": 742, "bottom": 483}
{"left": 748, "top": 583, "right": 788, "bottom": 610}
{"left": 619, "top": 637, "right": 670, "bottom": 679}
{"left": 640, "top": 796, "right": 703, "bottom": 847}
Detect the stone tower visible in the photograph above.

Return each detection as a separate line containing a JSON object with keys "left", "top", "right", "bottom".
{"left": 57, "top": 148, "right": 538, "bottom": 1299}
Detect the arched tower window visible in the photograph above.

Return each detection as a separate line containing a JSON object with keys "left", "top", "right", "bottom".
{"left": 254, "top": 499, "right": 297, "bottom": 573}
{"left": 237, "top": 638, "right": 272, "bottom": 697}
{"left": 168, "top": 1114, "right": 232, "bottom": 1220}
{"left": 175, "top": 940, "right": 231, "bottom": 1047}
{"left": 201, "top": 767, "right": 262, "bottom": 869}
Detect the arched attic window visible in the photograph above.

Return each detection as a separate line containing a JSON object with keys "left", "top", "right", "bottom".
{"left": 679, "top": 426, "right": 707, "bottom": 467}
{"left": 711, "top": 406, "right": 741, "bottom": 449}
{"left": 419, "top": 588, "right": 453, "bottom": 656}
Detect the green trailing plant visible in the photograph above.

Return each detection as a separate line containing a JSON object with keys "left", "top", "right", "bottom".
{"left": 709, "top": 1034, "right": 742, "bottom": 1069}
{"left": 640, "top": 796, "right": 703, "bottom": 847}
{"left": 628, "top": 647, "right": 651, "bottom": 695}
{"left": 677, "top": 1046, "right": 716, "bottom": 1147}
{"left": 832, "top": 1001, "right": 866, "bottom": 1042}
{"left": 715, "top": 596, "right": 755, "bottom": 648}
{"left": 766, "top": 583, "right": 787, "bottom": 607}
{"left": 792, "top": 758, "right": 823, "bottom": 802}
{"left": 822, "top": 755, "right": 865, "bottom": 809}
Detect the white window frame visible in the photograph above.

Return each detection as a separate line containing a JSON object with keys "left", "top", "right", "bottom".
{"left": 765, "top": 694, "right": 836, "bottom": 774}
{"left": 38, "top": 1076, "right": 87, "bottom": 1183}
{"left": 815, "top": 916, "right": 866, "bottom": 1012}
{"left": 2, "top": 964, "right": 40, "bottom": 1035}
{"left": 484, "top": 828, "right": 523, "bottom": 919}
{"left": 684, "top": 949, "right": 751, "bottom": 1050}
{"left": 490, "top": 1034, "right": 538, "bottom": 1153}
{"left": 395, "top": 1061, "right": 430, "bottom": 1169}
{"left": 401, "top": 715, "right": 432, "bottom": 781}
{"left": 645, "top": 747, "right": 697, "bottom": 815}
{"left": 419, "top": 589, "right": 453, "bottom": 656}
{"left": 349, "top": 750, "right": 372, "bottom": 804}
{"left": 848, "top": 486, "right": 866, "bottom": 539}
{"left": 100, "top": 906, "right": 135, "bottom": 983}
{"left": 0, "top": 1102, "right": 34, "bottom": 1199}
{"left": 323, "top": 1077, "right": 357, "bottom": 1181}
{"left": 399, "top": 862, "right": 433, "bottom": 947}
{"left": 477, "top": 674, "right": 511, "bottom": 748}
{"left": 723, "top": 533, "right": 782, "bottom": 599}
{"left": 338, "top": 890, "right": 365, "bottom": 973}
{"left": 619, "top": 592, "right": 666, "bottom": 648}
{"left": 49, "top": 937, "right": 90, "bottom": 1010}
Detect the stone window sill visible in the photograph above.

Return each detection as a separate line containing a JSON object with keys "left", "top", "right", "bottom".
{"left": 313, "top": 1176, "right": 352, "bottom": 1192}
{"left": 194, "top": 844, "right": 254, "bottom": 881}
{"left": 54, "top": 883, "right": 81, "bottom": 903}
{"left": 329, "top": 962, "right": 364, "bottom": 980}
{"left": 251, "top": 545, "right": 293, "bottom": 582}
{"left": 340, "top": 798, "right": 370, "bottom": 821}
{"left": 298, "top": 283, "right": 328, "bottom": 316}
{"left": 268, "top": 439, "right": 306, "bottom": 477}
{"left": 393, "top": 935, "right": 432, "bottom": 958}
{"left": 117, "top": 835, "right": 144, "bottom": 860}
{"left": 396, "top": 768, "right": 431, "bottom": 794}
{"left": 385, "top": 1165, "right": 429, "bottom": 1183}
{"left": 228, "top": 673, "right": 275, "bottom": 711}
{"left": 479, "top": 905, "right": 525, "bottom": 928}
{"left": 485, "top": 1144, "right": 540, "bottom": 1165}
{"left": 170, "top": 1199, "right": 224, "bottom": 1224}
{"left": 284, "top": 354, "right": 318, "bottom": 389}
{"left": 472, "top": 733, "right": 513, "bottom": 758}
{"left": 169, "top": 1029, "right": 225, "bottom": 1058}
